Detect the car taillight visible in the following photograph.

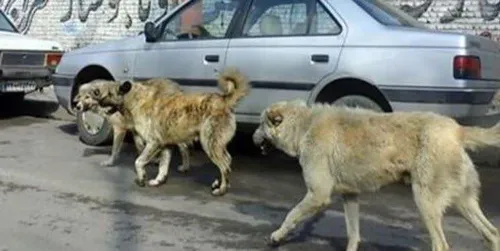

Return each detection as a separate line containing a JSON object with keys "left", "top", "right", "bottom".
{"left": 45, "top": 53, "right": 63, "bottom": 68}
{"left": 453, "top": 55, "right": 481, "bottom": 79}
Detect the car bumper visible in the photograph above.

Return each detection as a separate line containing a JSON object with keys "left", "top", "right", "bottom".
{"left": 0, "top": 67, "right": 55, "bottom": 94}
{"left": 52, "top": 73, "right": 76, "bottom": 116}
{"left": 380, "top": 87, "right": 500, "bottom": 126}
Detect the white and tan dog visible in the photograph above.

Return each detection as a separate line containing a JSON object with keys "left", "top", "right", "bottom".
{"left": 253, "top": 99, "right": 500, "bottom": 251}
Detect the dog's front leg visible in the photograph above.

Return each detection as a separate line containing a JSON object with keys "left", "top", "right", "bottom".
{"left": 101, "top": 126, "right": 127, "bottom": 167}
{"left": 343, "top": 193, "right": 361, "bottom": 251}
{"left": 134, "top": 142, "right": 160, "bottom": 187}
{"left": 148, "top": 148, "right": 172, "bottom": 187}
{"left": 268, "top": 191, "right": 331, "bottom": 246}
{"left": 177, "top": 143, "right": 190, "bottom": 172}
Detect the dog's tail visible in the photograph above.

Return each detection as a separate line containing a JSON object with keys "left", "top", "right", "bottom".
{"left": 462, "top": 122, "right": 500, "bottom": 151}
{"left": 217, "top": 67, "right": 250, "bottom": 109}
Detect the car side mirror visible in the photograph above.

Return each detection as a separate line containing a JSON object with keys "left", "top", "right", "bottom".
{"left": 144, "top": 21, "right": 158, "bottom": 43}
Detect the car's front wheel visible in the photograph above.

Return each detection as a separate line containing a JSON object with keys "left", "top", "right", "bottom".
{"left": 76, "top": 110, "right": 113, "bottom": 146}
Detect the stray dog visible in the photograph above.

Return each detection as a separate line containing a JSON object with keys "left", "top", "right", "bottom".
{"left": 253, "top": 99, "right": 500, "bottom": 251}
{"left": 73, "top": 78, "right": 191, "bottom": 172}
{"left": 88, "top": 68, "right": 250, "bottom": 196}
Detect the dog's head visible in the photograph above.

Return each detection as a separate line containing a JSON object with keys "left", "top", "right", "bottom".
{"left": 252, "top": 99, "right": 308, "bottom": 157}
{"left": 73, "top": 79, "right": 132, "bottom": 113}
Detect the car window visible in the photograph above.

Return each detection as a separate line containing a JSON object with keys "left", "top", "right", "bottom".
{"left": 242, "top": 0, "right": 341, "bottom": 37}
{"left": 310, "top": 2, "right": 341, "bottom": 35}
{"left": 352, "top": 0, "right": 426, "bottom": 29}
{"left": 0, "top": 11, "right": 16, "bottom": 33}
{"left": 159, "top": 0, "right": 241, "bottom": 41}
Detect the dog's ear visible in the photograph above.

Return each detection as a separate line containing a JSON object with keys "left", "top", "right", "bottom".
{"left": 266, "top": 109, "right": 283, "bottom": 127}
{"left": 119, "top": 81, "right": 132, "bottom": 95}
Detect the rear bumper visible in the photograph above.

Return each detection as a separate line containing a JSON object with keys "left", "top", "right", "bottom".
{"left": 52, "top": 74, "right": 76, "bottom": 116}
{"left": 0, "top": 67, "right": 54, "bottom": 94}
{"left": 380, "top": 86, "right": 499, "bottom": 125}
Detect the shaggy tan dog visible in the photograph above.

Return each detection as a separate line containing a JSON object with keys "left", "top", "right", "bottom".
{"left": 73, "top": 78, "right": 191, "bottom": 172}
{"left": 253, "top": 99, "right": 500, "bottom": 251}
{"left": 89, "top": 68, "right": 250, "bottom": 196}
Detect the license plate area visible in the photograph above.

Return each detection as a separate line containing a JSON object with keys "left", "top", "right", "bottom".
{"left": 0, "top": 80, "right": 39, "bottom": 93}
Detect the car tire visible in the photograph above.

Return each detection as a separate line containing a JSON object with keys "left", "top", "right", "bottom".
{"left": 331, "top": 95, "right": 384, "bottom": 112}
{"left": 76, "top": 110, "right": 113, "bottom": 146}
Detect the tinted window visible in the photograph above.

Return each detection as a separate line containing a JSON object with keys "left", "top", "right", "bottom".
{"left": 353, "top": 0, "right": 426, "bottom": 28}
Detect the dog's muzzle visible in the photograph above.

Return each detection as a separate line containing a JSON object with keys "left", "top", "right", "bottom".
{"left": 75, "top": 102, "right": 84, "bottom": 112}
{"left": 252, "top": 128, "right": 274, "bottom": 155}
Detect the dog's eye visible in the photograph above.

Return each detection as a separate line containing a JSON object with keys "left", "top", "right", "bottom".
{"left": 92, "top": 89, "right": 100, "bottom": 97}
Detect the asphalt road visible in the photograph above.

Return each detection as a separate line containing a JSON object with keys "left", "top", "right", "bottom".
{"left": 0, "top": 88, "right": 499, "bottom": 251}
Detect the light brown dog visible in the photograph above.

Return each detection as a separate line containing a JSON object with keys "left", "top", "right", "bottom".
{"left": 87, "top": 68, "right": 250, "bottom": 196}
{"left": 253, "top": 99, "right": 500, "bottom": 251}
{"left": 73, "top": 78, "right": 191, "bottom": 172}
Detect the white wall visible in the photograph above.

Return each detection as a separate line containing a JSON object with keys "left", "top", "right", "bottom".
{"left": 2, "top": 0, "right": 500, "bottom": 50}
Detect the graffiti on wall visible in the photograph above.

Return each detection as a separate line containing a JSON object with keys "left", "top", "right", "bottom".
{"left": 1, "top": 0, "right": 48, "bottom": 34}
{"left": 0, "top": 0, "right": 180, "bottom": 34}
{"left": 397, "top": 0, "right": 500, "bottom": 23}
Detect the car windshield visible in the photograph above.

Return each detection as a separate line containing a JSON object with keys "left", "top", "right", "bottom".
{"left": 352, "top": 0, "right": 426, "bottom": 29}
{"left": 0, "top": 11, "right": 17, "bottom": 32}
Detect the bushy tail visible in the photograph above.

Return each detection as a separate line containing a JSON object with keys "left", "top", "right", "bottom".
{"left": 462, "top": 122, "right": 500, "bottom": 151}
{"left": 217, "top": 67, "right": 250, "bottom": 109}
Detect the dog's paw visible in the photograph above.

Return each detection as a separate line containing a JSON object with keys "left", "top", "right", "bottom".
{"left": 134, "top": 178, "right": 146, "bottom": 187}
{"left": 177, "top": 165, "right": 189, "bottom": 173}
{"left": 148, "top": 179, "right": 163, "bottom": 187}
{"left": 266, "top": 235, "right": 281, "bottom": 247}
{"left": 211, "top": 179, "right": 220, "bottom": 189}
{"left": 100, "top": 159, "right": 115, "bottom": 167}
{"left": 211, "top": 187, "right": 227, "bottom": 196}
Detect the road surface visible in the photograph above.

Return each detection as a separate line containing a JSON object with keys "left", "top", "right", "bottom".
{"left": 0, "top": 88, "right": 499, "bottom": 251}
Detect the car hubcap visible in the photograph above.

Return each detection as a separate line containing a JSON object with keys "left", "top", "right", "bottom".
{"left": 81, "top": 111, "right": 105, "bottom": 135}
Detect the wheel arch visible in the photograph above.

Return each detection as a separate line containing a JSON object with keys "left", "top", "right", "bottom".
{"left": 310, "top": 77, "right": 393, "bottom": 112}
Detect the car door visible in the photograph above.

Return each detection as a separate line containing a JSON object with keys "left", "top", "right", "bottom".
{"left": 133, "top": 0, "right": 244, "bottom": 92}
{"left": 225, "top": 0, "right": 346, "bottom": 122}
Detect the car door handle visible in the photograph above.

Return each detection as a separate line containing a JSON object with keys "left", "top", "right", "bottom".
{"left": 311, "top": 54, "right": 329, "bottom": 63}
{"left": 204, "top": 55, "right": 219, "bottom": 62}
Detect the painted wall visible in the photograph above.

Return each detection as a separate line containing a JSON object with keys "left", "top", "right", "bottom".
{"left": 0, "top": 0, "right": 180, "bottom": 50}
{"left": 2, "top": 0, "right": 500, "bottom": 50}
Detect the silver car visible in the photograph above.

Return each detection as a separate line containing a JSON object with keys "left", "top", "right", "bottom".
{"left": 53, "top": 0, "right": 500, "bottom": 146}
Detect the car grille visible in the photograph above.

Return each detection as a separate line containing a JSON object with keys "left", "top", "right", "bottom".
{"left": 0, "top": 52, "right": 45, "bottom": 66}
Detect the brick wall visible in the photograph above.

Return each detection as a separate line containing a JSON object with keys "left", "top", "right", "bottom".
{"left": 1, "top": 0, "right": 499, "bottom": 50}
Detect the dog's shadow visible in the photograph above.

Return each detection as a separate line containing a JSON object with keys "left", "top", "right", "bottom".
{"left": 234, "top": 201, "right": 422, "bottom": 251}
{"left": 82, "top": 143, "right": 221, "bottom": 188}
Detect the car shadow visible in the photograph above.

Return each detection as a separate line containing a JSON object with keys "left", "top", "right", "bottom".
{"left": 0, "top": 96, "right": 60, "bottom": 119}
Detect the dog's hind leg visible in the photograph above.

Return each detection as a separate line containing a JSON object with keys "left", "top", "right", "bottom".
{"left": 453, "top": 155, "right": 499, "bottom": 251}
{"left": 101, "top": 126, "right": 127, "bottom": 167}
{"left": 412, "top": 183, "right": 451, "bottom": 251}
{"left": 148, "top": 148, "right": 172, "bottom": 187}
{"left": 134, "top": 142, "right": 161, "bottom": 187}
{"left": 177, "top": 143, "right": 191, "bottom": 173}
{"left": 200, "top": 114, "right": 235, "bottom": 196}
{"left": 343, "top": 193, "right": 361, "bottom": 251}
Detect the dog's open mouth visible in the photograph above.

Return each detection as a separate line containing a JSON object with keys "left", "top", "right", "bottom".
{"left": 259, "top": 139, "right": 275, "bottom": 155}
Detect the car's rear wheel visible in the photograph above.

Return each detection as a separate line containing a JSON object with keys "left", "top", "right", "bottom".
{"left": 76, "top": 110, "right": 113, "bottom": 146}
{"left": 331, "top": 95, "right": 384, "bottom": 112}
